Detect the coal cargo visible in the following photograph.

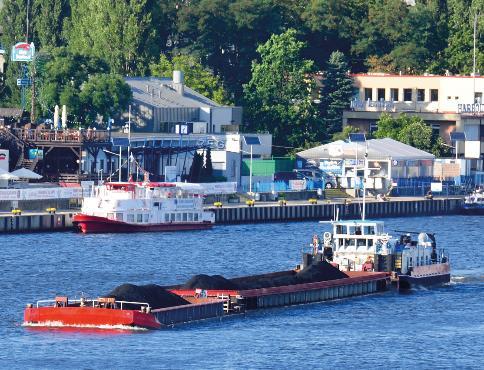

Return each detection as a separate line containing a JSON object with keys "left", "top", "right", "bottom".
{"left": 105, "top": 284, "right": 190, "bottom": 309}
{"left": 182, "top": 274, "right": 238, "bottom": 290}
{"left": 295, "top": 261, "right": 348, "bottom": 283}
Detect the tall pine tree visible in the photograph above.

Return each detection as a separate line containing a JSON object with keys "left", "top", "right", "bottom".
{"left": 321, "top": 51, "right": 354, "bottom": 136}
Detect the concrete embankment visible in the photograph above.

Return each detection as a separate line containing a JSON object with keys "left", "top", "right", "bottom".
{"left": 0, "top": 211, "right": 74, "bottom": 233}
{"left": 0, "top": 198, "right": 462, "bottom": 233}
{"left": 209, "top": 198, "right": 462, "bottom": 224}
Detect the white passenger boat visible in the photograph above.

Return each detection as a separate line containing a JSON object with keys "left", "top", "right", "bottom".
{"left": 73, "top": 181, "right": 215, "bottom": 233}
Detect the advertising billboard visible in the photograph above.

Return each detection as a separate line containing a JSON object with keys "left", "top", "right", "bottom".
{"left": 11, "top": 42, "right": 35, "bottom": 62}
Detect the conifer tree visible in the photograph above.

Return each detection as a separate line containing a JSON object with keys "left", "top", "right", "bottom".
{"left": 321, "top": 51, "right": 354, "bottom": 136}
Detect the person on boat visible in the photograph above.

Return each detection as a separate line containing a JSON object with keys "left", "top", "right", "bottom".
{"left": 362, "top": 256, "right": 374, "bottom": 272}
{"left": 425, "top": 190, "right": 433, "bottom": 200}
{"left": 312, "top": 234, "right": 320, "bottom": 255}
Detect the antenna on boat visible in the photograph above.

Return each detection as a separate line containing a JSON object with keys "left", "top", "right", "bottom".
{"left": 349, "top": 133, "right": 367, "bottom": 221}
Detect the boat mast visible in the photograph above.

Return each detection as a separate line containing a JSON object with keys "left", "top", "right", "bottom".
{"left": 362, "top": 143, "right": 368, "bottom": 220}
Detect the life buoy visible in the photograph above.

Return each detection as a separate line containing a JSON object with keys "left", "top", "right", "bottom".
{"left": 323, "top": 232, "right": 332, "bottom": 241}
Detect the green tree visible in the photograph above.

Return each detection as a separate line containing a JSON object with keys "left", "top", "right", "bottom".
{"left": 331, "top": 125, "right": 360, "bottom": 142}
{"left": 37, "top": 48, "right": 131, "bottom": 125}
{"left": 375, "top": 113, "right": 449, "bottom": 156}
{"left": 150, "top": 54, "right": 230, "bottom": 104}
{"left": 244, "top": 29, "right": 318, "bottom": 154}
{"left": 79, "top": 74, "right": 132, "bottom": 124}
{"left": 321, "top": 51, "right": 354, "bottom": 136}
{"left": 66, "top": 0, "right": 161, "bottom": 75}
{"left": 32, "top": 0, "right": 69, "bottom": 49}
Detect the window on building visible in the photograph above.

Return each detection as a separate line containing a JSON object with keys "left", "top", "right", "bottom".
{"left": 431, "top": 123, "right": 440, "bottom": 136}
{"left": 403, "top": 89, "right": 413, "bottom": 102}
{"left": 370, "top": 123, "right": 378, "bottom": 133}
{"left": 430, "top": 89, "right": 439, "bottom": 102}
{"left": 475, "top": 92, "right": 483, "bottom": 104}
{"left": 390, "top": 88, "right": 399, "bottom": 102}
{"left": 364, "top": 88, "right": 373, "bottom": 101}
{"left": 170, "top": 213, "right": 175, "bottom": 222}
{"left": 176, "top": 213, "right": 181, "bottom": 221}
{"left": 417, "top": 89, "right": 425, "bottom": 102}
{"left": 377, "top": 88, "right": 385, "bottom": 101}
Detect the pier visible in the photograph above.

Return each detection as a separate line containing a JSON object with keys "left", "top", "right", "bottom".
{"left": 0, "top": 197, "right": 461, "bottom": 233}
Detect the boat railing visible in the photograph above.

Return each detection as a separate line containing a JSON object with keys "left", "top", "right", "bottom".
{"left": 35, "top": 298, "right": 151, "bottom": 311}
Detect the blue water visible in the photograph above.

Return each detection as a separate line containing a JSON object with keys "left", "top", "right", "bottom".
{"left": 1, "top": 216, "right": 483, "bottom": 369}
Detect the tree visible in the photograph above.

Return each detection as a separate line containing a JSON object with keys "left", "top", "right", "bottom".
{"left": 375, "top": 113, "right": 449, "bottom": 157}
{"left": 188, "top": 151, "right": 203, "bottom": 182}
{"left": 150, "top": 54, "right": 230, "bottom": 104}
{"left": 321, "top": 51, "right": 354, "bottom": 136}
{"left": 37, "top": 48, "right": 130, "bottom": 126}
{"left": 66, "top": 0, "right": 161, "bottom": 75}
{"left": 331, "top": 125, "right": 360, "bottom": 142}
{"left": 244, "top": 29, "right": 318, "bottom": 154}
{"left": 201, "top": 148, "right": 213, "bottom": 181}
{"left": 32, "top": 0, "right": 70, "bottom": 49}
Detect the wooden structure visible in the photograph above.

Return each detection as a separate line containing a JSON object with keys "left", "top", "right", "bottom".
{"left": 11, "top": 128, "right": 110, "bottom": 182}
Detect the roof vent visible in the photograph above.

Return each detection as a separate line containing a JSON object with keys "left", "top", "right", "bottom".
{"left": 173, "top": 70, "right": 184, "bottom": 96}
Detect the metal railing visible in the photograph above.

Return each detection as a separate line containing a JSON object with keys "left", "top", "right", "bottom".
{"left": 12, "top": 128, "right": 110, "bottom": 143}
{"left": 35, "top": 298, "right": 150, "bottom": 310}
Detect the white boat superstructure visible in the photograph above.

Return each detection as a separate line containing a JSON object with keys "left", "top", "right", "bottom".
{"left": 73, "top": 181, "right": 215, "bottom": 233}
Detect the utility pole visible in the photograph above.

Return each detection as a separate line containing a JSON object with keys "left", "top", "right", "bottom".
{"left": 473, "top": 12, "right": 479, "bottom": 101}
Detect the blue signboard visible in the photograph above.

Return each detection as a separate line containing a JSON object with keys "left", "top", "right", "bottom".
{"left": 320, "top": 160, "right": 344, "bottom": 175}
{"left": 28, "top": 149, "right": 43, "bottom": 160}
{"left": 17, "top": 78, "right": 31, "bottom": 86}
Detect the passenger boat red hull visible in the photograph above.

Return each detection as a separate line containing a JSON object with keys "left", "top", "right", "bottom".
{"left": 24, "top": 306, "right": 161, "bottom": 329}
{"left": 72, "top": 214, "right": 213, "bottom": 234}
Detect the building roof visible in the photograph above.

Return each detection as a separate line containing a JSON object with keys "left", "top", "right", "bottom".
{"left": 125, "top": 77, "right": 221, "bottom": 109}
{"left": 0, "top": 108, "right": 23, "bottom": 118}
{"left": 297, "top": 138, "right": 434, "bottom": 161}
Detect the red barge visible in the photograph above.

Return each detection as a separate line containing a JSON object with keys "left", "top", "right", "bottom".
{"left": 24, "top": 264, "right": 390, "bottom": 330}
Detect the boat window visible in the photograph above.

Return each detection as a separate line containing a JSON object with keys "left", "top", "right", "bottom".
{"left": 144, "top": 214, "right": 149, "bottom": 222}
{"left": 356, "top": 238, "right": 366, "bottom": 247}
{"left": 107, "top": 213, "right": 114, "bottom": 220}
{"left": 115, "top": 213, "right": 123, "bottom": 221}
{"left": 127, "top": 214, "right": 135, "bottom": 222}
{"left": 364, "top": 226, "right": 374, "bottom": 235}
{"left": 368, "top": 239, "right": 373, "bottom": 247}
{"left": 409, "top": 257, "right": 413, "bottom": 267}
{"left": 170, "top": 213, "right": 175, "bottom": 222}
{"left": 176, "top": 213, "right": 181, "bottom": 222}
{"left": 194, "top": 213, "right": 199, "bottom": 221}
{"left": 154, "top": 202, "right": 159, "bottom": 207}
{"left": 165, "top": 214, "right": 169, "bottom": 222}
{"left": 188, "top": 213, "right": 193, "bottom": 221}
{"left": 183, "top": 213, "right": 188, "bottom": 221}
{"left": 336, "top": 225, "right": 344, "bottom": 234}
{"left": 137, "top": 214, "right": 143, "bottom": 223}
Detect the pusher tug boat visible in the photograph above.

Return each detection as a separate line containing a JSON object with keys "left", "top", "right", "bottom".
{"left": 460, "top": 186, "right": 484, "bottom": 215}
{"left": 72, "top": 181, "right": 215, "bottom": 233}
{"left": 315, "top": 145, "right": 450, "bottom": 290}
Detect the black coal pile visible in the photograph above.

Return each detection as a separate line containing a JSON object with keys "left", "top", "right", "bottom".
{"left": 105, "top": 284, "right": 189, "bottom": 309}
{"left": 182, "top": 274, "right": 238, "bottom": 290}
{"left": 295, "top": 261, "right": 348, "bottom": 283}
{"left": 232, "top": 261, "right": 348, "bottom": 290}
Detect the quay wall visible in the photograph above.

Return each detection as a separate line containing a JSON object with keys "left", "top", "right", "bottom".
{"left": 0, "top": 198, "right": 461, "bottom": 233}
{"left": 209, "top": 198, "right": 462, "bottom": 224}
{"left": 0, "top": 212, "right": 74, "bottom": 233}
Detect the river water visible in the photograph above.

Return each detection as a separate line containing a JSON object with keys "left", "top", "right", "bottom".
{"left": 1, "top": 215, "right": 483, "bottom": 369}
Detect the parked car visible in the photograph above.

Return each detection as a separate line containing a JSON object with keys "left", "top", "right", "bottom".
{"left": 274, "top": 171, "right": 298, "bottom": 182}
{"left": 293, "top": 169, "right": 337, "bottom": 189}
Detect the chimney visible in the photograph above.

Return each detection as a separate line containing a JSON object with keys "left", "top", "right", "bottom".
{"left": 173, "top": 70, "right": 184, "bottom": 96}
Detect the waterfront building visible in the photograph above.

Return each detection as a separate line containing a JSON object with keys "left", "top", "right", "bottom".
{"left": 297, "top": 138, "right": 435, "bottom": 192}
{"left": 342, "top": 73, "right": 484, "bottom": 173}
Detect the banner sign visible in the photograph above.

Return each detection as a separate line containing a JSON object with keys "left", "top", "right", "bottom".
{"left": 28, "top": 149, "right": 43, "bottom": 160}
{"left": 0, "top": 187, "right": 84, "bottom": 201}
{"left": 289, "top": 179, "right": 306, "bottom": 191}
{"left": 319, "top": 160, "right": 343, "bottom": 175}
{"left": 11, "top": 42, "right": 35, "bottom": 62}
{"left": 199, "top": 182, "right": 237, "bottom": 194}
{"left": 430, "top": 182, "right": 443, "bottom": 192}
